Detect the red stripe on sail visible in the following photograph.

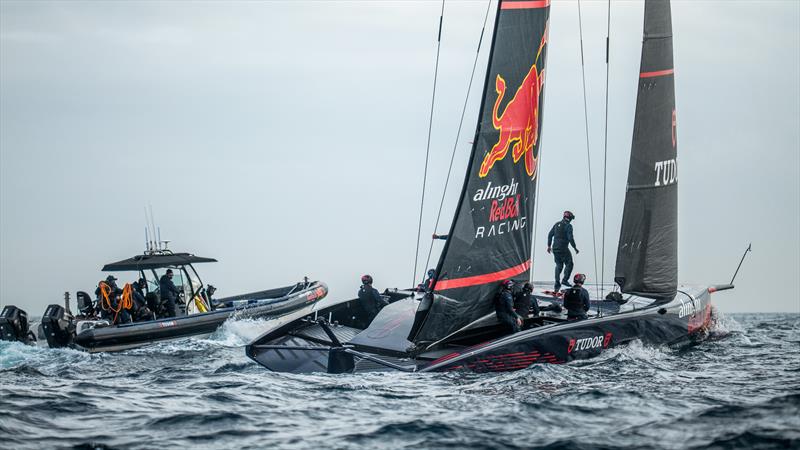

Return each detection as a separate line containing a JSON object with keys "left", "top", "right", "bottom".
{"left": 640, "top": 69, "right": 674, "bottom": 78}
{"left": 501, "top": 0, "right": 550, "bottom": 10}
{"left": 435, "top": 260, "right": 531, "bottom": 291}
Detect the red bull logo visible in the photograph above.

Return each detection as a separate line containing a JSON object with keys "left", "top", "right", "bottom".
{"left": 479, "top": 22, "right": 549, "bottom": 179}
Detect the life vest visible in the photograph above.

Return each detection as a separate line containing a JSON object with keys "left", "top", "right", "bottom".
{"left": 563, "top": 286, "right": 584, "bottom": 313}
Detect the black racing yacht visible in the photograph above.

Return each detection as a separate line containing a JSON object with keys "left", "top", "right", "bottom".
{"left": 1, "top": 245, "right": 327, "bottom": 352}
{"left": 245, "top": 0, "right": 738, "bottom": 373}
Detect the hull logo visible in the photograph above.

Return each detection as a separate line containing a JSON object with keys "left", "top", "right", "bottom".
{"left": 568, "top": 332, "right": 612, "bottom": 353}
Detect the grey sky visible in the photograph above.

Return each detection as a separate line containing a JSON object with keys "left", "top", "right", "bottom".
{"left": 1, "top": 0, "right": 798, "bottom": 315}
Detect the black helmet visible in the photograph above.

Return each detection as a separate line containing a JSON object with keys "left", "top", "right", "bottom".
{"left": 501, "top": 279, "right": 514, "bottom": 290}
{"left": 361, "top": 274, "right": 373, "bottom": 285}
{"left": 427, "top": 269, "right": 436, "bottom": 278}
{"left": 563, "top": 210, "right": 575, "bottom": 221}
{"left": 522, "top": 282, "right": 533, "bottom": 292}
{"left": 573, "top": 273, "right": 586, "bottom": 285}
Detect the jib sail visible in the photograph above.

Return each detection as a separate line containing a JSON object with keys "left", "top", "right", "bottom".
{"left": 412, "top": 0, "right": 550, "bottom": 343}
{"left": 614, "top": 0, "right": 677, "bottom": 300}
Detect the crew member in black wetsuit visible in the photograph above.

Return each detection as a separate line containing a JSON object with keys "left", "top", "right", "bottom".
{"left": 563, "top": 273, "right": 590, "bottom": 320}
{"left": 159, "top": 269, "right": 181, "bottom": 318}
{"left": 547, "top": 210, "right": 579, "bottom": 291}
{"left": 494, "top": 280, "right": 522, "bottom": 334}
{"left": 514, "top": 282, "right": 539, "bottom": 321}
{"left": 357, "top": 274, "right": 388, "bottom": 324}
{"left": 131, "top": 278, "right": 154, "bottom": 321}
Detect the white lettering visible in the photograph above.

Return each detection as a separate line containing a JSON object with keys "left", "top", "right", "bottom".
{"left": 471, "top": 179, "right": 519, "bottom": 203}
{"left": 654, "top": 158, "right": 677, "bottom": 187}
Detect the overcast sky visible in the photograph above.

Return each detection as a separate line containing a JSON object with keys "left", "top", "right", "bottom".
{"left": 1, "top": 0, "right": 798, "bottom": 315}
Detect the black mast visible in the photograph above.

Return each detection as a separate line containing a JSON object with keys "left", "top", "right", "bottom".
{"left": 614, "top": 0, "right": 677, "bottom": 300}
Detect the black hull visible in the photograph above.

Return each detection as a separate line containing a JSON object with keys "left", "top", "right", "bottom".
{"left": 43, "top": 281, "right": 328, "bottom": 353}
{"left": 246, "top": 285, "right": 717, "bottom": 374}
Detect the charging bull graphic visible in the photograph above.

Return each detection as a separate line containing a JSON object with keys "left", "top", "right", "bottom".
{"left": 479, "top": 23, "right": 549, "bottom": 179}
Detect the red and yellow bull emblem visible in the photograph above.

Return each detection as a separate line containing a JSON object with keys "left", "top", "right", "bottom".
{"left": 479, "top": 22, "right": 549, "bottom": 179}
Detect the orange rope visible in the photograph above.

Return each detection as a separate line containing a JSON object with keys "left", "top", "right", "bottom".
{"left": 98, "top": 281, "right": 134, "bottom": 324}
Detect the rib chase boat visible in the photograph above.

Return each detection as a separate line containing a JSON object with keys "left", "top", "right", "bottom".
{"left": 246, "top": 0, "right": 737, "bottom": 374}
{"left": 0, "top": 245, "right": 328, "bottom": 353}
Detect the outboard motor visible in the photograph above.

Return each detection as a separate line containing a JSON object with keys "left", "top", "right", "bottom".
{"left": 40, "top": 304, "right": 74, "bottom": 348}
{"left": 0, "top": 305, "right": 35, "bottom": 344}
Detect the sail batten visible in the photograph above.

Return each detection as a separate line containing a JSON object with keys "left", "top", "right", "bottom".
{"left": 412, "top": 0, "right": 550, "bottom": 344}
{"left": 614, "top": 0, "right": 677, "bottom": 300}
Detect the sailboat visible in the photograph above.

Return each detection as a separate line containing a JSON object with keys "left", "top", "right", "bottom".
{"left": 245, "top": 0, "right": 735, "bottom": 373}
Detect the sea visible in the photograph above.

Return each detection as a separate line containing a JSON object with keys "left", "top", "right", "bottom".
{"left": 1, "top": 312, "right": 798, "bottom": 450}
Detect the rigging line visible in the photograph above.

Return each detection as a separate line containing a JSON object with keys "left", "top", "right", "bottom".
{"left": 577, "top": 0, "right": 600, "bottom": 301}
{"left": 423, "top": 0, "right": 493, "bottom": 276}
{"left": 600, "top": 0, "right": 611, "bottom": 291}
{"left": 413, "top": 0, "right": 446, "bottom": 288}
{"left": 531, "top": 14, "right": 552, "bottom": 286}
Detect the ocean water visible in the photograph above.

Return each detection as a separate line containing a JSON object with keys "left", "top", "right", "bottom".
{"left": 1, "top": 313, "right": 798, "bottom": 450}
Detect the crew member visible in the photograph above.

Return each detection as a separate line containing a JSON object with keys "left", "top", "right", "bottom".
{"left": 432, "top": 233, "right": 448, "bottom": 240}
{"left": 547, "top": 210, "right": 579, "bottom": 291}
{"left": 131, "top": 278, "right": 154, "bottom": 322}
{"left": 514, "top": 282, "right": 539, "bottom": 320}
{"left": 357, "top": 274, "right": 388, "bottom": 324}
{"left": 159, "top": 269, "right": 181, "bottom": 318}
{"left": 563, "top": 273, "right": 590, "bottom": 320}
{"left": 494, "top": 280, "right": 522, "bottom": 334}
{"left": 423, "top": 269, "right": 437, "bottom": 291}
{"left": 95, "top": 275, "right": 130, "bottom": 324}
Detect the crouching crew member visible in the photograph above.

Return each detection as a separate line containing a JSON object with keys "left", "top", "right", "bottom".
{"left": 358, "top": 275, "right": 389, "bottom": 324}
{"left": 131, "top": 278, "right": 154, "bottom": 322}
{"left": 563, "top": 273, "right": 590, "bottom": 320}
{"left": 95, "top": 275, "right": 131, "bottom": 324}
{"left": 514, "top": 282, "right": 539, "bottom": 320}
{"left": 495, "top": 280, "right": 522, "bottom": 334}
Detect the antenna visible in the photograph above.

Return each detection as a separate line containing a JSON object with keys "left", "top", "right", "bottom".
{"left": 149, "top": 204, "right": 157, "bottom": 250}
{"left": 145, "top": 226, "right": 150, "bottom": 252}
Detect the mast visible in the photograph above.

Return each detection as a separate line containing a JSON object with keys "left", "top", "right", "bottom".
{"left": 412, "top": 0, "right": 551, "bottom": 344}
{"left": 614, "top": 0, "right": 677, "bottom": 300}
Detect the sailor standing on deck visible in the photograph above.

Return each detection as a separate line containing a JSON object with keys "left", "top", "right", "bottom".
{"left": 357, "top": 275, "right": 388, "bottom": 323}
{"left": 547, "top": 210, "right": 579, "bottom": 291}
{"left": 159, "top": 269, "right": 181, "bottom": 318}
{"left": 495, "top": 280, "right": 522, "bottom": 334}
{"left": 563, "top": 274, "right": 591, "bottom": 320}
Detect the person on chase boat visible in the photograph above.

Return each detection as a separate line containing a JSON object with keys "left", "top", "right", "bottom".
{"left": 159, "top": 269, "right": 181, "bottom": 318}
{"left": 547, "top": 210, "right": 580, "bottom": 291}
{"left": 563, "top": 273, "right": 590, "bottom": 320}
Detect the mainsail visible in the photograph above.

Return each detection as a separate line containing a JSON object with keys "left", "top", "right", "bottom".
{"left": 412, "top": 0, "right": 550, "bottom": 343}
{"left": 614, "top": 0, "right": 678, "bottom": 299}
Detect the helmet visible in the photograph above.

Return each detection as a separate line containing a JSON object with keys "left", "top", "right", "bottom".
{"left": 427, "top": 269, "right": 436, "bottom": 278}
{"left": 361, "top": 274, "right": 373, "bottom": 285}
{"left": 522, "top": 282, "right": 533, "bottom": 292}
{"left": 563, "top": 210, "right": 575, "bottom": 221}
{"left": 501, "top": 280, "right": 514, "bottom": 290}
{"left": 573, "top": 273, "right": 586, "bottom": 285}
